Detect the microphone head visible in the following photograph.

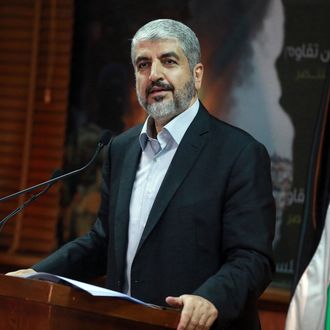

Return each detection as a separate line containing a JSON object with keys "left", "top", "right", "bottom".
{"left": 99, "top": 130, "right": 113, "bottom": 147}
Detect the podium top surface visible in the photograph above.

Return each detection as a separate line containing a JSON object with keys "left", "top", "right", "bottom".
{"left": 0, "top": 274, "right": 180, "bottom": 329}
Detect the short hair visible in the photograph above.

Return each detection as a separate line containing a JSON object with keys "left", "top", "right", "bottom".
{"left": 131, "top": 19, "right": 201, "bottom": 71}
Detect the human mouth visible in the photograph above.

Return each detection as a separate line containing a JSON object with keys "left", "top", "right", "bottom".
{"left": 147, "top": 82, "right": 173, "bottom": 97}
{"left": 149, "top": 88, "right": 169, "bottom": 98}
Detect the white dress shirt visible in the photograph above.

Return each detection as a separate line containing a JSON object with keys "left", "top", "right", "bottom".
{"left": 124, "top": 99, "right": 199, "bottom": 294}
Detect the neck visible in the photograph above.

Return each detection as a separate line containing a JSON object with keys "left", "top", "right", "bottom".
{"left": 154, "top": 115, "right": 174, "bottom": 134}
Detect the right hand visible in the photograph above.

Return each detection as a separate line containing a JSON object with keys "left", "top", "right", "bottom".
{"left": 6, "top": 268, "right": 37, "bottom": 277}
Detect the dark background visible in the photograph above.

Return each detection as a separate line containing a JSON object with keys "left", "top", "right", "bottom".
{"left": 61, "top": 0, "right": 330, "bottom": 290}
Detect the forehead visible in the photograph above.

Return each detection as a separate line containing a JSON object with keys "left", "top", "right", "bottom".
{"left": 133, "top": 39, "right": 187, "bottom": 61}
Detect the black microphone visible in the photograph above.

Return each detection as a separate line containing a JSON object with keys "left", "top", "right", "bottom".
{"left": 0, "top": 130, "right": 113, "bottom": 203}
{"left": 0, "top": 169, "right": 64, "bottom": 232}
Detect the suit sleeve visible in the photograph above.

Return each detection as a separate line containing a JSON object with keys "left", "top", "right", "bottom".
{"left": 32, "top": 146, "right": 112, "bottom": 282}
{"left": 193, "top": 140, "right": 275, "bottom": 325}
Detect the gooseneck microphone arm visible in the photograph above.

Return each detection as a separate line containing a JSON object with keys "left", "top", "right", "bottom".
{"left": 0, "top": 130, "right": 112, "bottom": 203}
{"left": 0, "top": 169, "right": 64, "bottom": 231}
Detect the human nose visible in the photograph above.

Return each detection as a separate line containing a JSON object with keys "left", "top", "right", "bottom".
{"left": 149, "top": 61, "right": 163, "bottom": 81}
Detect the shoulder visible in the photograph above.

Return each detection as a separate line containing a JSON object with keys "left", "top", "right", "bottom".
{"left": 198, "top": 103, "right": 270, "bottom": 160}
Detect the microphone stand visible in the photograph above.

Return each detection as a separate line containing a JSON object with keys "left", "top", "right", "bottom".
{"left": 0, "top": 130, "right": 112, "bottom": 203}
{"left": 0, "top": 171, "right": 62, "bottom": 231}
{"left": 0, "top": 130, "right": 112, "bottom": 231}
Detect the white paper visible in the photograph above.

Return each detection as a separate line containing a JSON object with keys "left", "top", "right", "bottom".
{"left": 26, "top": 272, "right": 154, "bottom": 307}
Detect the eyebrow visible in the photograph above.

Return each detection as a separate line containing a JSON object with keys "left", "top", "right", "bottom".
{"left": 135, "top": 51, "right": 180, "bottom": 66}
{"left": 160, "top": 52, "right": 180, "bottom": 61}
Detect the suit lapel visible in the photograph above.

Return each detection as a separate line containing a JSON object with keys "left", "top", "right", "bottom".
{"left": 113, "top": 135, "right": 141, "bottom": 274}
{"left": 137, "top": 106, "right": 210, "bottom": 251}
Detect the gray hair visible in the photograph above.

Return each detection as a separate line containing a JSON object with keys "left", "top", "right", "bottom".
{"left": 131, "top": 19, "right": 201, "bottom": 71}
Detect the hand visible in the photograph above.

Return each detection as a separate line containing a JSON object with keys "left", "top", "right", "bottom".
{"left": 166, "top": 294, "right": 218, "bottom": 330}
{"left": 6, "top": 268, "right": 37, "bottom": 277}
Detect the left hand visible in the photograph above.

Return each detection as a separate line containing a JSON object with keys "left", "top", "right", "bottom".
{"left": 166, "top": 294, "right": 218, "bottom": 330}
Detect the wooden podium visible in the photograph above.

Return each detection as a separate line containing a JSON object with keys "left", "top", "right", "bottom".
{"left": 0, "top": 274, "right": 180, "bottom": 329}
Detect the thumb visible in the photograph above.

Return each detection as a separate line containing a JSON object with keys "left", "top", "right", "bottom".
{"left": 166, "top": 296, "right": 184, "bottom": 308}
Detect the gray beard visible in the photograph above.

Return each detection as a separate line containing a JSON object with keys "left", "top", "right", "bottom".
{"left": 138, "top": 78, "right": 196, "bottom": 124}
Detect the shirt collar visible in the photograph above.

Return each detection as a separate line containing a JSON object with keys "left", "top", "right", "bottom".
{"left": 139, "top": 99, "right": 199, "bottom": 150}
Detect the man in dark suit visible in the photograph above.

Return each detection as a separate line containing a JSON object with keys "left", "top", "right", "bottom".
{"left": 8, "top": 19, "right": 275, "bottom": 329}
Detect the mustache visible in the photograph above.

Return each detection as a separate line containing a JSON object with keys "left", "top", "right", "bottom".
{"left": 146, "top": 81, "right": 174, "bottom": 95}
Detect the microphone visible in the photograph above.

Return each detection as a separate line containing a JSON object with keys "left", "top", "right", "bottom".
{"left": 0, "top": 130, "right": 113, "bottom": 203}
{"left": 0, "top": 169, "right": 64, "bottom": 231}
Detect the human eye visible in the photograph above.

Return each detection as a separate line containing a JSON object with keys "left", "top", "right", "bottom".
{"left": 163, "top": 58, "right": 177, "bottom": 66}
{"left": 137, "top": 61, "right": 150, "bottom": 70}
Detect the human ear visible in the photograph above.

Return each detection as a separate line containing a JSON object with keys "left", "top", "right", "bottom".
{"left": 193, "top": 63, "right": 204, "bottom": 90}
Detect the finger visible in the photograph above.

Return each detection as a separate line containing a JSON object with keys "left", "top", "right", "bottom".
{"left": 177, "top": 297, "right": 195, "bottom": 330}
{"left": 6, "top": 268, "right": 36, "bottom": 277}
{"left": 185, "top": 298, "right": 217, "bottom": 330}
{"left": 178, "top": 310, "right": 191, "bottom": 330}
{"left": 186, "top": 308, "right": 206, "bottom": 330}
{"left": 204, "top": 314, "right": 216, "bottom": 329}
{"left": 166, "top": 296, "right": 183, "bottom": 308}
{"left": 199, "top": 312, "right": 218, "bottom": 330}
{"left": 194, "top": 312, "right": 209, "bottom": 330}
{"left": 203, "top": 306, "right": 219, "bottom": 329}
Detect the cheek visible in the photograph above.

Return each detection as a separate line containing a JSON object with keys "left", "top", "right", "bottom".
{"left": 136, "top": 75, "right": 146, "bottom": 91}
{"left": 135, "top": 80, "right": 144, "bottom": 98}
{"left": 172, "top": 71, "right": 192, "bottom": 88}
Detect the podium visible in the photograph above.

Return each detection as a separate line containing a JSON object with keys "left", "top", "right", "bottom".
{"left": 0, "top": 274, "right": 180, "bottom": 329}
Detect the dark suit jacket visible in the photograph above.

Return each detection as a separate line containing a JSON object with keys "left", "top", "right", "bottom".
{"left": 34, "top": 104, "right": 275, "bottom": 329}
